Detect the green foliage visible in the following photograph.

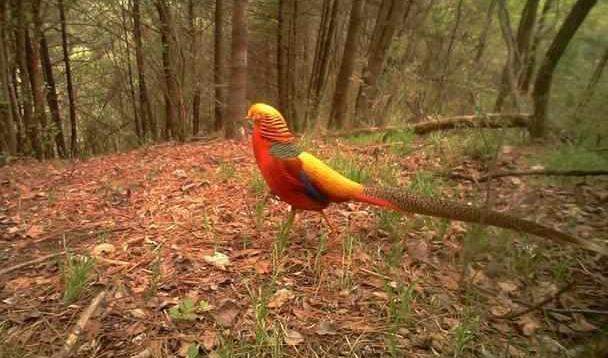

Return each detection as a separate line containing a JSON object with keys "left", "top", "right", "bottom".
{"left": 168, "top": 298, "right": 212, "bottom": 321}
{"left": 186, "top": 343, "right": 200, "bottom": 358}
{"left": 452, "top": 310, "right": 480, "bottom": 357}
{"left": 217, "top": 161, "right": 236, "bottom": 180}
{"left": 543, "top": 144, "right": 608, "bottom": 171}
{"left": 386, "top": 283, "right": 416, "bottom": 357}
{"left": 248, "top": 172, "right": 267, "bottom": 197}
{"left": 63, "top": 254, "right": 95, "bottom": 304}
{"left": 409, "top": 171, "right": 441, "bottom": 197}
{"left": 345, "top": 132, "right": 385, "bottom": 145}
{"left": 329, "top": 154, "right": 371, "bottom": 184}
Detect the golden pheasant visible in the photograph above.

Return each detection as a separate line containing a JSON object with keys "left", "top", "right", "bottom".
{"left": 247, "top": 103, "right": 607, "bottom": 255}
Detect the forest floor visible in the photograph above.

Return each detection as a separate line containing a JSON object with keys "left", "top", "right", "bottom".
{"left": 0, "top": 133, "right": 607, "bottom": 357}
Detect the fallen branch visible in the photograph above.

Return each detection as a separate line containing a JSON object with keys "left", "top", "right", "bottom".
{"left": 449, "top": 169, "right": 608, "bottom": 183}
{"left": 543, "top": 307, "right": 608, "bottom": 315}
{"left": 327, "top": 113, "right": 531, "bottom": 137}
{"left": 0, "top": 252, "right": 65, "bottom": 276}
{"left": 55, "top": 290, "right": 107, "bottom": 358}
{"left": 412, "top": 113, "right": 530, "bottom": 135}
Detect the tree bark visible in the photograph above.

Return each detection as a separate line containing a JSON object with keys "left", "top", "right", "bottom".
{"left": 58, "top": 0, "right": 78, "bottom": 157}
{"left": 328, "top": 0, "right": 364, "bottom": 129}
{"left": 574, "top": 45, "right": 608, "bottom": 114}
{"left": 132, "top": 0, "right": 155, "bottom": 140}
{"left": 225, "top": 0, "right": 248, "bottom": 139}
{"left": 13, "top": 0, "right": 42, "bottom": 159}
{"left": 531, "top": 0, "right": 597, "bottom": 138}
{"left": 121, "top": 4, "right": 141, "bottom": 141}
{"left": 213, "top": 0, "right": 226, "bottom": 132}
{"left": 189, "top": 0, "right": 201, "bottom": 136}
{"left": 0, "top": 0, "right": 17, "bottom": 154}
{"left": 156, "top": 0, "right": 185, "bottom": 141}
{"left": 356, "top": 0, "right": 411, "bottom": 124}
{"left": 305, "top": 0, "right": 339, "bottom": 127}
{"left": 521, "top": 0, "right": 554, "bottom": 92}
{"left": 494, "top": 0, "right": 539, "bottom": 112}
{"left": 38, "top": 29, "right": 66, "bottom": 157}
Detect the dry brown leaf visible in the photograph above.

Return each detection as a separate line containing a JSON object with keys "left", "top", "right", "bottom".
{"left": 25, "top": 225, "right": 43, "bottom": 238}
{"left": 254, "top": 260, "right": 272, "bottom": 274}
{"left": 315, "top": 321, "right": 337, "bottom": 336}
{"left": 92, "top": 243, "right": 116, "bottom": 256}
{"left": 200, "top": 330, "right": 218, "bottom": 351}
{"left": 490, "top": 305, "right": 511, "bottom": 317}
{"left": 571, "top": 313, "right": 598, "bottom": 332}
{"left": 268, "top": 289, "right": 295, "bottom": 309}
{"left": 210, "top": 300, "right": 240, "bottom": 327}
{"left": 518, "top": 315, "right": 541, "bottom": 336}
{"left": 497, "top": 281, "right": 519, "bottom": 294}
{"left": 284, "top": 329, "right": 304, "bottom": 346}
{"left": 406, "top": 240, "right": 429, "bottom": 262}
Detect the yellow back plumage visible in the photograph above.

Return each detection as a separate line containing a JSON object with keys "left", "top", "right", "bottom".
{"left": 297, "top": 152, "right": 363, "bottom": 201}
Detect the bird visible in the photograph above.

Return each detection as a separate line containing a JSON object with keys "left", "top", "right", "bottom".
{"left": 246, "top": 103, "right": 607, "bottom": 255}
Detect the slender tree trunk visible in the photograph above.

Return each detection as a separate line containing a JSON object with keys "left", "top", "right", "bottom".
{"left": 156, "top": 0, "right": 185, "bottom": 141}
{"left": 132, "top": 0, "right": 155, "bottom": 140}
{"left": 356, "top": 0, "right": 410, "bottom": 123}
{"left": 0, "top": 0, "right": 17, "bottom": 154}
{"left": 574, "top": 46, "right": 608, "bottom": 115}
{"left": 189, "top": 0, "right": 201, "bottom": 135}
{"left": 225, "top": 0, "right": 248, "bottom": 139}
{"left": 13, "top": 0, "right": 42, "bottom": 159}
{"left": 121, "top": 4, "right": 141, "bottom": 141}
{"left": 328, "top": 0, "right": 364, "bottom": 129}
{"left": 58, "top": 0, "right": 78, "bottom": 157}
{"left": 305, "top": 0, "right": 338, "bottom": 127}
{"left": 521, "top": 0, "right": 554, "bottom": 92}
{"left": 213, "top": 0, "right": 227, "bottom": 131}
{"left": 495, "top": 0, "right": 540, "bottom": 112}
{"left": 39, "top": 32, "right": 66, "bottom": 157}
{"left": 531, "top": 0, "right": 597, "bottom": 138}
{"left": 474, "top": 0, "right": 497, "bottom": 64}
{"left": 277, "top": 0, "right": 288, "bottom": 118}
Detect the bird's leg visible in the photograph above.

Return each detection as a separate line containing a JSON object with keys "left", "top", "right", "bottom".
{"left": 321, "top": 211, "right": 340, "bottom": 236}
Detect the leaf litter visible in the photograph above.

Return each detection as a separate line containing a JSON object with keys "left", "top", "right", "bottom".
{"left": 0, "top": 139, "right": 606, "bottom": 356}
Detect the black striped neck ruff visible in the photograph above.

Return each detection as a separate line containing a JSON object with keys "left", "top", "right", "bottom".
{"left": 248, "top": 103, "right": 295, "bottom": 143}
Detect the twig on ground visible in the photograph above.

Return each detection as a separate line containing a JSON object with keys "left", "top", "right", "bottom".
{"left": 448, "top": 169, "right": 608, "bottom": 183}
{"left": 0, "top": 251, "right": 65, "bottom": 276}
{"left": 497, "top": 282, "right": 575, "bottom": 320}
{"left": 543, "top": 307, "right": 608, "bottom": 315}
{"left": 54, "top": 290, "right": 108, "bottom": 358}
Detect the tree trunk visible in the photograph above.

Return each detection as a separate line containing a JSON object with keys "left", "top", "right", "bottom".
{"left": 574, "top": 46, "right": 608, "bottom": 114}
{"left": 328, "top": 0, "right": 364, "bottom": 129}
{"left": 156, "top": 0, "right": 185, "bottom": 141}
{"left": 213, "top": 0, "right": 227, "bottom": 132}
{"left": 225, "top": 0, "right": 248, "bottom": 139}
{"left": 121, "top": 3, "right": 141, "bottom": 141}
{"left": 58, "top": 0, "right": 78, "bottom": 157}
{"left": 494, "top": 0, "right": 540, "bottom": 112}
{"left": 305, "top": 0, "right": 339, "bottom": 127}
{"left": 531, "top": 0, "right": 597, "bottom": 138}
{"left": 132, "top": 0, "right": 156, "bottom": 140}
{"left": 474, "top": 0, "right": 497, "bottom": 63}
{"left": 521, "top": 0, "right": 554, "bottom": 92}
{"left": 0, "top": 0, "right": 17, "bottom": 154}
{"left": 38, "top": 30, "right": 66, "bottom": 157}
{"left": 356, "top": 0, "right": 410, "bottom": 123}
{"left": 13, "top": 0, "right": 42, "bottom": 159}
{"left": 189, "top": 0, "right": 201, "bottom": 136}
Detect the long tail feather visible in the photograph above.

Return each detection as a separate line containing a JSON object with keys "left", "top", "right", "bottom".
{"left": 355, "top": 186, "right": 607, "bottom": 255}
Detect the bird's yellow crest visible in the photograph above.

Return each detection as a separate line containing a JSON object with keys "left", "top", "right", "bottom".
{"left": 247, "top": 103, "right": 284, "bottom": 123}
